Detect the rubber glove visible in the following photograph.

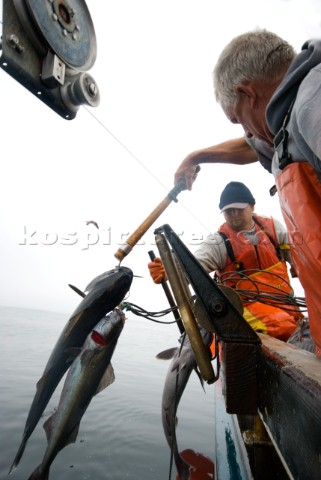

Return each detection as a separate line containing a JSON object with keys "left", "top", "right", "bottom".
{"left": 148, "top": 257, "right": 167, "bottom": 284}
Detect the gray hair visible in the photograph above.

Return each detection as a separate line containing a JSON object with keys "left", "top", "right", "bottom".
{"left": 213, "top": 29, "right": 296, "bottom": 110}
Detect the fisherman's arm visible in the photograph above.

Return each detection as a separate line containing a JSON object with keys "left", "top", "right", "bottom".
{"left": 174, "top": 137, "right": 258, "bottom": 190}
{"left": 193, "top": 233, "right": 227, "bottom": 273}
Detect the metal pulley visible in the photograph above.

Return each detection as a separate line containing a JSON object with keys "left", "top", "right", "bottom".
{"left": 1, "top": 0, "right": 100, "bottom": 119}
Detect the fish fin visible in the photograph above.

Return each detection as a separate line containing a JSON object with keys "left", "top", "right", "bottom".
{"left": 156, "top": 347, "right": 178, "bottom": 360}
{"left": 43, "top": 409, "right": 81, "bottom": 446}
{"left": 27, "top": 464, "right": 50, "bottom": 480}
{"left": 193, "top": 367, "right": 205, "bottom": 392}
{"left": 8, "top": 432, "right": 29, "bottom": 473}
{"left": 11, "top": 386, "right": 58, "bottom": 470}
{"left": 44, "top": 422, "right": 80, "bottom": 452}
{"left": 95, "top": 363, "right": 115, "bottom": 395}
{"left": 63, "top": 424, "right": 80, "bottom": 447}
{"left": 43, "top": 414, "right": 56, "bottom": 443}
{"left": 35, "top": 370, "right": 51, "bottom": 391}
{"left": 68, "top": 284, "right": 86, "bottom": 298}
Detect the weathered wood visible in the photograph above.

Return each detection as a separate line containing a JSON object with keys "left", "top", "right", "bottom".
{"left": 221, "top": 342, "right": 260, "bottom": 415}
{"left": 257, "top": 334, "right": 321, "bottom": 480}
{"left": 238, "top": 414, "right": 290, "bottom": 480}
{"left": 114, "top": 183, "right": 184, "bottom": 261}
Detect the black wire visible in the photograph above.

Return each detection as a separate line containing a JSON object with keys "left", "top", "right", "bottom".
{"left": 122, "top": 266, "right": 308, "bottom": 327}
{"left": 219, "top": 268, "right": 307, "bottom": 311}
{"left": 122, "top": 301, "right": 180, "bottom": 324}
{"left": 221, "top": 268, "right": 294, "bottom": 293}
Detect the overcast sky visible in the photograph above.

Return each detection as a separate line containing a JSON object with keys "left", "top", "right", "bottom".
{"left": 1, "top": 0, "right": 320, "bottom": 313}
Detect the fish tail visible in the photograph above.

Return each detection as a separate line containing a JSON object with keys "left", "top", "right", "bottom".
{"left": 8, "top": 434, "right": 28, "bottom": 474}
{"left": 27, "top": 465, "right": 50, "bottom": 480}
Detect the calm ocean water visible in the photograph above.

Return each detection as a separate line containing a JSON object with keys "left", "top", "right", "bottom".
{"left": 0, "top": 305, "right": 216, "bottom": 480}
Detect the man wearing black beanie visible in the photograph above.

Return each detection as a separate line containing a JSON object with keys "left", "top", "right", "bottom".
{"left": 219, "top": 181, "right": 256, "bottom": 211}
{"left": 148, "top": 182, "right": 313, "bottom": 350}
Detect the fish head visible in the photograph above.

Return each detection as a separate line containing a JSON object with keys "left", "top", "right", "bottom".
{"left": 71, "top": 267, "right": 134, "bottom": 318}
{"left": 84, "top": 266, "right": 133, "bottom": 295}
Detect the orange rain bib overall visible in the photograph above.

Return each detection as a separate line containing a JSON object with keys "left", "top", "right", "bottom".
{"left": 276, "top": 161, "right": 321, "bottom": 354}
{"left": 218, "top": 216, "right": 301, "bottom": 341}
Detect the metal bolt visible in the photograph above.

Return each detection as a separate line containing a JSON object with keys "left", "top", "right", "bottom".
{"left": 75, "top": 25, "right": 80, "bottom": 32}
{"left": 87, "top": 82, "right": 97, "bottom": 97}
{"left": 52, "top": 13, "right": 58, "bottom": 21}
{"left": 63, "top": 29, "right": 68, "bottom": 37}
{"left": 7, "top": 34, "right": 19, "bottom": 46}
{"left": 72, "top": 33, "right": 77, "bottom": 41}
{"left": 210, "top": 301, "right": 226, "bottom": 315}
{"left": 6, "top": 34, "right": 24, "bottom": 53}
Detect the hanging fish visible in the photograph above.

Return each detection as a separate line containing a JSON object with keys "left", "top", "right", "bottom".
{"left": 9, "top": 266, "right": 133, "bottom": 473}
{"left": 161, "top": 328, "right": 213, "bottom": 480}
{"left": 27, "top": 308, "right": 125, "bottom": 480}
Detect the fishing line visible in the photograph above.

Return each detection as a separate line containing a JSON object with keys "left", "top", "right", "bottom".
{"left": 121, "top": 301, "right": 179, "bottom": 324}
{"left": 83, "top": 106, "right": 211, "bottom": 233}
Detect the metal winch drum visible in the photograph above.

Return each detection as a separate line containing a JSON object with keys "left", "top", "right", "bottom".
{"left": 1, "top": 0, "right": 100, "bottom": 118}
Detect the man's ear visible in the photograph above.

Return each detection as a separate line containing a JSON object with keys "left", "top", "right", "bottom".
{"left": 236, "top": 84, "right": 257, "bottom": 108}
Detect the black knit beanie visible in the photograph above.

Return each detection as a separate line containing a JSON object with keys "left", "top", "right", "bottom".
{"left": 219, "top": 182, "right": 256, "bottom": 211}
